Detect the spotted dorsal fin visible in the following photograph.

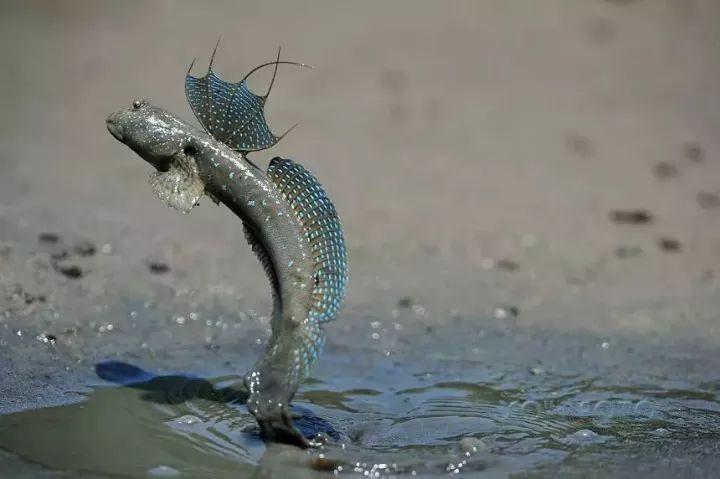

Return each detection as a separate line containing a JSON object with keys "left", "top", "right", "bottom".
{"left": 185, "top": 46, "right": 305, "bottom": 153}
{"left": 266, "top": 157, "right": 348, "bottom": 322}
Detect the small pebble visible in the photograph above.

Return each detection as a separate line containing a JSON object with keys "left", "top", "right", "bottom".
{"left": 36, "top": 333, "right": 57, "bottom": 345}
{"left": 652, "top": 162, "right": 678, "bottom": 179}
{"left": 495, "top": 259, "right": 519, "bottom": 271}
{"left": 658, "top": 237, "right": 682, "bottom": 252}
{"left": 493, "top": 306, "right": 519, "bottom": 320}
{"left": 38, "top": 232, "right": 60, "bottom": 244}
{"left": 55, "top": 264, "right": 83, "bottom": 279}
{"left": 147, "top": 261, "right": 170, "bottom": 274}
{"left": 684, "top": 142, "right": 704, "bottom": 162}
{"left": 459, "top": 437, "right": 487, "bottom": 455}
{"left": 310, "top": 455, "right": 343, "bottom": 472}
{"left": 609, "top": 210, "right": 653, "bottom": 225}
{"left": 74, "top": 240, "right": 96, "bottom": 257}
{"left": 100, "top": 243, "right": 113, "bottom": 254}
{"left": 397, "top": 297, "right": 413, "bottom": 308}
{"left": 697, "top": 192, "right": 720, "bottom": 210}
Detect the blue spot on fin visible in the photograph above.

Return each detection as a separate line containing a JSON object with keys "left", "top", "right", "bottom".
{"left": 267, "top": 157, "right": 348, "bottom": 323}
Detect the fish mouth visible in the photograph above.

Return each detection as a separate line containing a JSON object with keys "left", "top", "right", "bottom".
{"left": 106, "top": 115, "right": 124, "bottom": 142}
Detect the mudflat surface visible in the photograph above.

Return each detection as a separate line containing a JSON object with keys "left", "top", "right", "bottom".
{"left": 1, "top": 1, "right": 719, "bottom": 478}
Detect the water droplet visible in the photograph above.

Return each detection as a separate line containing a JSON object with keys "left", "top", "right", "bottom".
{"left": 147, "top": 465, "right": 180, "bottom": 477}
{"left": 175, "top": 414, "right": 201, "bottom": 425}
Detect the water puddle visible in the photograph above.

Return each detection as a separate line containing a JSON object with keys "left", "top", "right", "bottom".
{"left": 2, "top": 326, "right": 720, "bottom": 479}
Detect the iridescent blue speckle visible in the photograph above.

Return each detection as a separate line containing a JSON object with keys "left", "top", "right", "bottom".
{"left": 267, "top": 157, "right": 348, "bottom": 324}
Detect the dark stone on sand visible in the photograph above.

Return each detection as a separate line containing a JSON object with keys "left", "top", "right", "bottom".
{"left": 74, "top": 241, "right": 97, "bottom": 257}
{"left": 397, "top": 296, "right": 414, "bottom": 308}
{"left": 493, "top": 305, "right": 519, "bottom": 319}
{"left": 697, "top": 192, "right": 720, "bottom": 210}
{"left": 658, "top": 237, "right": 681, "bottom": 252}
{"left": 147, "top": 261, "right": 170, "bottom": 274}
{"left": 685, "top": 142, "right": 704, "bottom": 162}
{"left": 56, "top": 264, "right": 83, "bottom": 279}
{"left": 652, "top": 162, "right": 678, "bottom": 179}
{"left": 38, "top": 232, "right": 61, "bottom": 244}
{"left": 496, "top": 259, "right": 519, "bottom": 271}
{"left": 609, "top": 210, "right": 653, "bottom": 225}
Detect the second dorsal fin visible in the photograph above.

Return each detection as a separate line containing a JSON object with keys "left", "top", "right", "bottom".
{"left": 266, "top": 157, "right": 348, "bottom": 323}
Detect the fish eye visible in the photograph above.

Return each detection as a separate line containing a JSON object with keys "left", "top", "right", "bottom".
{"left": 132, "top": 100, "right": 142, "bottom": 109}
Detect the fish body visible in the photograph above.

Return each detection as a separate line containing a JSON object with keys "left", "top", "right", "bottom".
{"left": 106, "top": 54, "right": 347, "bottom": 447}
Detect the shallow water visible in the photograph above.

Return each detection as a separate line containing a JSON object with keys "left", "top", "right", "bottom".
{"left": 1, "top": 315, "right": 719, "bottom": 479}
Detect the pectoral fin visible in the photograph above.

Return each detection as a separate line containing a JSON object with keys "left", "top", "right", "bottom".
{"left": 148, "top": 151, "right": 205, "bottom": 213}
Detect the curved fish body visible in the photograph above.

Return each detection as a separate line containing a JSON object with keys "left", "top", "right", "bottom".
{"left": 105, "top": 54, "right": 347, "bottom": 447}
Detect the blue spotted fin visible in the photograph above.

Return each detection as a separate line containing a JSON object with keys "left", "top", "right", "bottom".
{"left": 185, "top": 47, "right": 304, "bottom": 153}
{"left": 267, "top": 157, "right": 348, "bottom": 323}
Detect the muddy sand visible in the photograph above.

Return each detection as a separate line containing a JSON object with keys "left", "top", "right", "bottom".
{"left": 1, "top": 1, "right": 719, "bottom": 478}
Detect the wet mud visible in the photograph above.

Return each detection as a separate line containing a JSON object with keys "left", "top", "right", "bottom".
{"left": 2, "top": 0, "right": 720, "bottom": 477}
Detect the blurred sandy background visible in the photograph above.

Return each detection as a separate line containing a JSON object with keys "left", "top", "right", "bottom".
{"left": 1, "top": 0, "right": 719, "bottom": 343}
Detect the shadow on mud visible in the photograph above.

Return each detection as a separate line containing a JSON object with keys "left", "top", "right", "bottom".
{"left": 94, "top": 360, "right": 339, "bottom": 441}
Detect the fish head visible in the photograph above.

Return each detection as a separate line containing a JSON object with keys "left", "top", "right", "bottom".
{"left": 106, "top": 100, "right": 196, "bottom": 172}
{"left": 107, "top": 101, "right": 205, "bottom": 213}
